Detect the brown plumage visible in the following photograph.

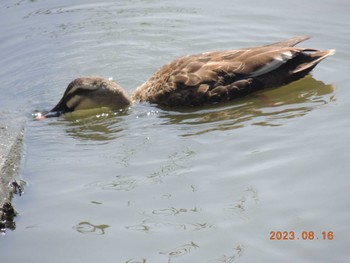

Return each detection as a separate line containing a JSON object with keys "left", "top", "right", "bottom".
{"left": 133, "top": 35, "right": 334, "bottom": 107}
{"left": 41, "top": 36, "right": 334, "bottom": 118}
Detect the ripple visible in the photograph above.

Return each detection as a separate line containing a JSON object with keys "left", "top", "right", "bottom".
{"left": 160, "top": 241, "right": 199, "bottom": 259}
{"left": 160, "top": 76, "right": 335, "bottom": 136}
{"left": 23, "top": 3, "right": 114, "bottom": 19}
{"left": 224, "top": 187, "right": 259, "bottom": 219}
{"left": 72, "top": 221, "right": 110, "bottom": 235}
{"left": 90, "top": 178, "right": 137, "bottom": 191}
{"left": 148, "top": 147, "right": 196, "bottom": 183}
{"left": 125, "top": 219, "right": 214, "bottom": 233}
{"left": 125, "top": 259, "right": 147, "bottom": 263}
{"left": 152, "top": 206, "right": 200, "bottom": 216}
{"left": 125, "top": 224, "right": 151, "bottom": 233}
{"left": 1, "top": 0, "right": 346, "bottom": 262}
{"left": 207, "top": 245, "right": 245, "bottom": 263}
{"left": 49, "top": 110, "right": 128, "bottom": 142}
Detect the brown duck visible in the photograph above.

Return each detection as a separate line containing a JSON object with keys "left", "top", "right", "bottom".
{"left": 41, "top": 36, "right": 334, "bottom": 118}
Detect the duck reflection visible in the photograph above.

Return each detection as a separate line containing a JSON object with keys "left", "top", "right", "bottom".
{"left": 49, "top": 108, "right": 128, "bottom": 142}
{"left": 160, "top": 76, "right": 335, "bottom": 136}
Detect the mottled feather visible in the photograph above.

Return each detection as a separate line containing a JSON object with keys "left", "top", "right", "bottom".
{"left": 132, "top": 36, "right": 334, "bottom": 107}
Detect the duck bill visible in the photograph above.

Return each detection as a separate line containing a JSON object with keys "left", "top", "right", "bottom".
{"left": 44, "top": 111, "right": 65, "bottom": 118}
{"left": 35, "top": 101, "right": 72, "bottom": 120}
{"left": 33, "top": 110, "right": 67, "bottom": 120}
{"left": 34, "top": 99, "right": 73, "bottom": 120}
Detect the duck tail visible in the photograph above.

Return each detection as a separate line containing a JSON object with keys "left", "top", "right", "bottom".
{"left": 292, "top": 49, "right": 335, "bottom": 74}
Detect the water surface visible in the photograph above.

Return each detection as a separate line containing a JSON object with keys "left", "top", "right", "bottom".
{"left": 1, "top": 0, "right": 349, "bottom": 262}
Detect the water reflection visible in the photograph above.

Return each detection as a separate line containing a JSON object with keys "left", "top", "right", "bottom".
{"left": 49, "top": 109, "right": 128, "bottom": 142}
{"left": 125, "top": 220, "right": 213, "bottom": 233}
{"left": 148, "top": 147, "right": 196, "bottom": 183}
{"left": 72, "top": 221, "right": 110, "bottom": 235}
{"left": 90, "top": 177, "right": 137, "bottom": 191}
{"left": 152, "top": 206, "right": 200, "bottom": 216}
{"left": 224, "top": 187, "right": 259, "bottom": 221}
{"left": 160, "top": 241, "right": 199, "bottom": 261}
{"left": 125, "top": 259, "right": 147, "bottom": 263}
{"left": 160, "top": 76, "right": 335, "bottom": 136}
{"left": 208, "top": 245, "right": 245, "bottom": 263}
{"left": 125, "top": 221, "right": 151, "bottom": 233}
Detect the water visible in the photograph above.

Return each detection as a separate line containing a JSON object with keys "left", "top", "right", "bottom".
{"left": 1, "top": 0, "right": 349, "bottom": 262}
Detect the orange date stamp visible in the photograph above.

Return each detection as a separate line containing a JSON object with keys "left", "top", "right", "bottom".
{"left": 270, "top": 231, "right": 334, "bottom": 241}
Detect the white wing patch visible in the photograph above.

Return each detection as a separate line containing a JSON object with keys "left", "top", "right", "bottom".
{"left": 249, "top": 51, "right": 294, "bottom": 77}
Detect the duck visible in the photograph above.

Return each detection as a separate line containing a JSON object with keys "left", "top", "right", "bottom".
{"left": 39, "top": 36, "right": 334, "bottom": 118}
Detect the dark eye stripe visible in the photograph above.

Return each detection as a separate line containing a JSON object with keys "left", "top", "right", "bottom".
{"left": 68, "top": 87, "right": 96, "bottom": 100}
{"left": 67, "top": 83, "right": 100, "bottom": 96}
{"left": 50, "top": 87, "right": 97, "bottom": 113}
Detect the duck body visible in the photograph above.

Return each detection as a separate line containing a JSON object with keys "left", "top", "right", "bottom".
{"left": 132, "top": 35, "right": 334, "bottom": 107}
{"left": 42, "top": 36, "right": 334, "bottom": 118}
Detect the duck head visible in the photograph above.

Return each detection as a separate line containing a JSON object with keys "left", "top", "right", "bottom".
{"left": 38, "top": 77, "right": 132, "bottom": 119}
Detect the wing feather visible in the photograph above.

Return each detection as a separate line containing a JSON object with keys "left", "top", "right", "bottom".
{"left": 174, "top": 47, "right": 299, "bottom": 85}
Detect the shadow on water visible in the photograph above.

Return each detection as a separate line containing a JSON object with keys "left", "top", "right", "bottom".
{"left": 159, "top": 76, "right": 335, "bottom": 136}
